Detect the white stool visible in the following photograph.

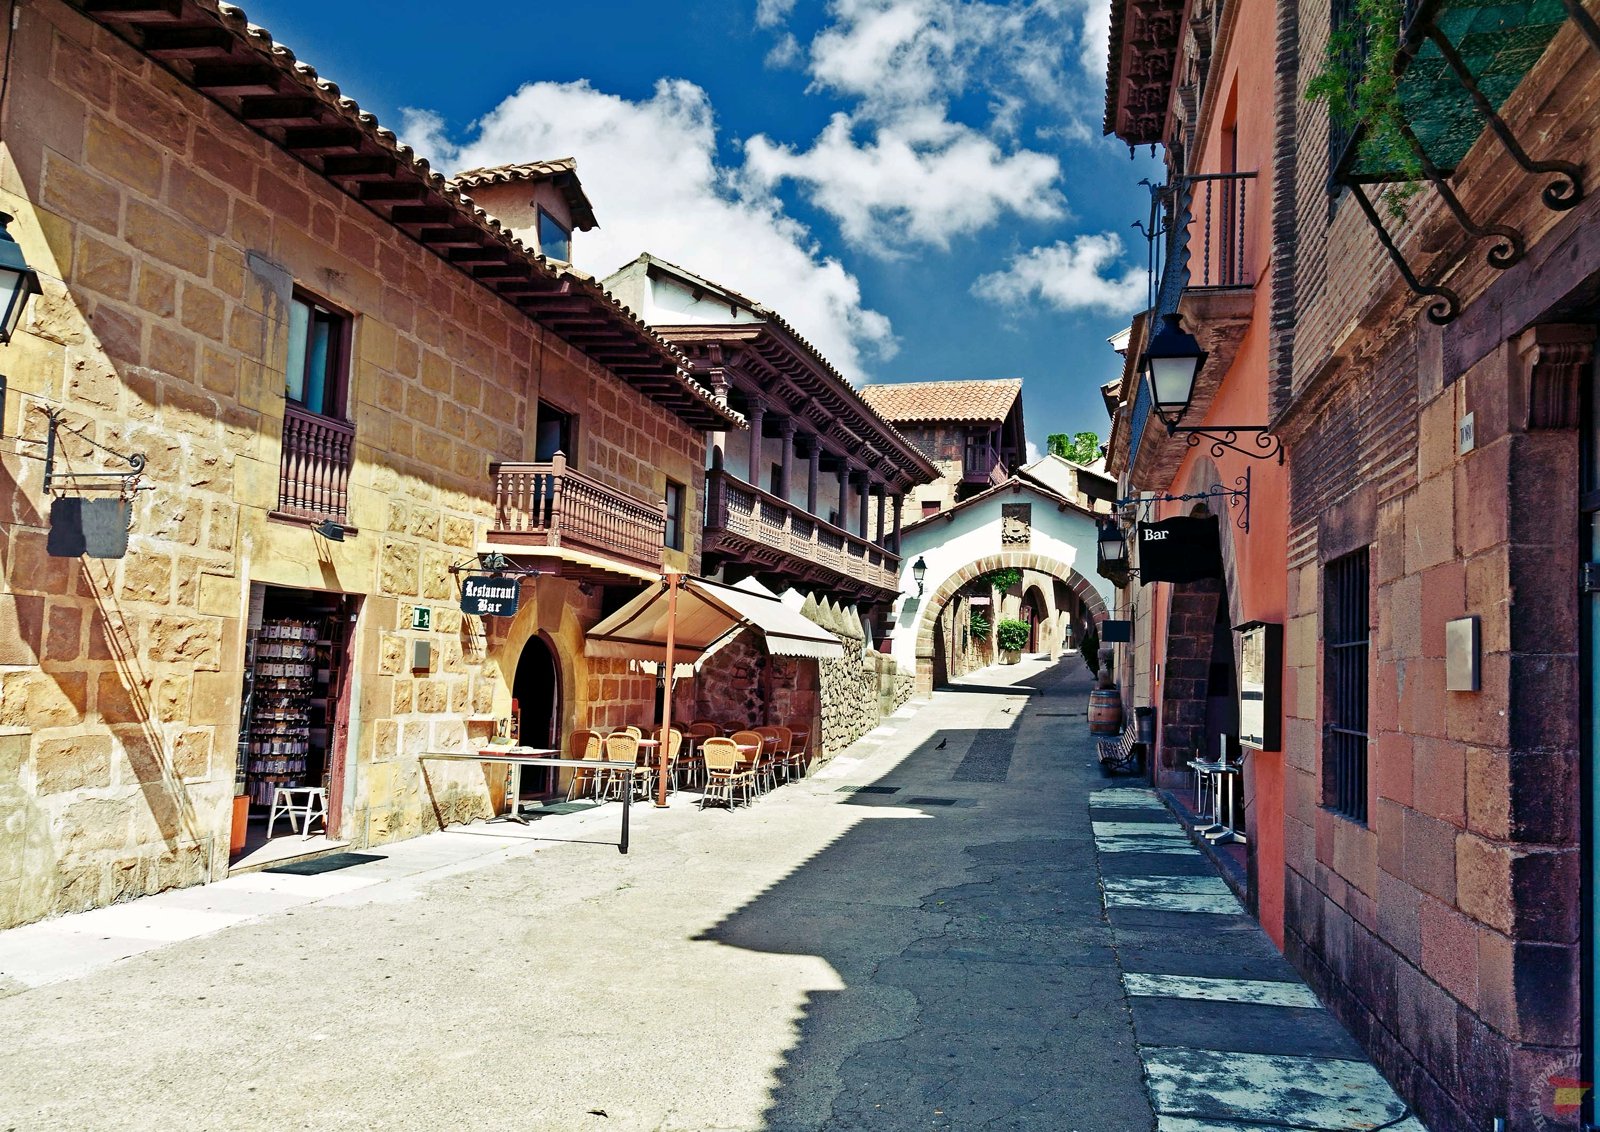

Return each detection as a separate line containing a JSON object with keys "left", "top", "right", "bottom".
{"left": 268, "top": 786, "right": 328, "bottom": 840}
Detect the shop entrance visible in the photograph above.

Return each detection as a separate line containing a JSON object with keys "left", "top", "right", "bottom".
{"left": 512, "top": 634, "right": 560, "bottom": 796}
{"left": 232, "top": 584, "right": 359, "bottom": 858}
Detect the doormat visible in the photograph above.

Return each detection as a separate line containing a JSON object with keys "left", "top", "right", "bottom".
{"left": 265, "top": 852, "right": 386, "bottom": 876}
{"left": 522, "top": 801, "right": 600, "bottom": 818}
{"left": 836, "top": 785, "right": 901, "bottom": 794}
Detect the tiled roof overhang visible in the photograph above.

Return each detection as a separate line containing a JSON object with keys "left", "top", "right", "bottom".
{"left": 449, "top": 159, "right": 599, "bottom": 232}
{"left": 857, "top": 378, "right": 1022, "bottom": 426}
{"left": 661, "top": 323, "right": 940, "bottom": 492}
{"left": 67, "top": 0, "right": 738, "bottom": 432}
{"left": 1104, "top": 0, "right": 1187, "bottom": 145}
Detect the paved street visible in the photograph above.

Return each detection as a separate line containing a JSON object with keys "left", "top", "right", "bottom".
{"left": 0, "top": 657, "right": 1417, "bottom": 1132}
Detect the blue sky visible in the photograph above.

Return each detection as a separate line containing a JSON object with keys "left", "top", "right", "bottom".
{"left": 239, "top": 0, "right": 1161, "bottom": 458}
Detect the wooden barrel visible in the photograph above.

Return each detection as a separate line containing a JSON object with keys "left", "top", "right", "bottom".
{"left": 1088, "top": 688, "right": 1124, "bottom": 735}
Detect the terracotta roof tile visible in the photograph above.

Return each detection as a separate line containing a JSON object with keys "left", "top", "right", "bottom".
{"left": 857, "top": 379, "right": 1023, "bottom": 425}
{"left": 450, "top": 159, "right": 598, "bottom": 231}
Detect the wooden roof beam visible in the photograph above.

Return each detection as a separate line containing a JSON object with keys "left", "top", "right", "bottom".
{"left": 140, "top": 25, "right": 235, "bottom": 58}
{"left": 282, "top": 126, "right": 367, "bottom": 155}
{"left": 321, "top": 154, "right": 398, "bottom": 180}
{"left": 84, "top": 0, "right": 182, "bottom": 20}
{"left": 189, "top": 63, "right": 280, "bottom": 96}
{"left": 237, "top": 96, "right": 324, "bottom": 126}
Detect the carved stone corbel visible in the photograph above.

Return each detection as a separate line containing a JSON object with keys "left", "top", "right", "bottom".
{"left": 1515, "top": 323, "right": 1595, "bottom": 430}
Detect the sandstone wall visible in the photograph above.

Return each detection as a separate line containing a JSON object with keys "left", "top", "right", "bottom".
{"left": 0, "top": 3, "right": 702, "bottom": 928}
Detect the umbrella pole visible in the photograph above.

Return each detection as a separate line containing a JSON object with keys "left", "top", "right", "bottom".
{"left": 655, "top": 572, "right": 679, "bottom": 808}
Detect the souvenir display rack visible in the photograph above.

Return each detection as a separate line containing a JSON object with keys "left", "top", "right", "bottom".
{"left": 242, "top": 618, "right": 319, "bottom": 806}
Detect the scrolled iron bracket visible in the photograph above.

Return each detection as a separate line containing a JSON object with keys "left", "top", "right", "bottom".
{"left": 1348, "top": 184, "right": 1462, "bottom": 324}
{"left": 1115, "top": 467, "right": 1256, "bottom": 533}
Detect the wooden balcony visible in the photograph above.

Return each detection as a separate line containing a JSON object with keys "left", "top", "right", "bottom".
{"left": 275, "top": 403, "right": 355, "bottom": 522}
{"left": 963, "top": 440, "right": 1003, "bottom": 484}
{"left": 489, "top": 454, "right": 665, "bottom": 570}
{"left": 703, "top": 468, "right": 900, "bottom": 600}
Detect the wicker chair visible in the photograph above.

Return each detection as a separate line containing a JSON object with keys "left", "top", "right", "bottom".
{"left": 602, "top": 731, "right": 646, "bottom": 802}
{"left": 730, "top": 730, "right": 771, "bottom": 795}
{"left": 786, "top": 723, "right": 813, "bottom": 778}
{"left": 699, "top": 737, "right": 751, "bottom": 810}
{"left": 563, "top": 729, "right": 603, "bottom": 802}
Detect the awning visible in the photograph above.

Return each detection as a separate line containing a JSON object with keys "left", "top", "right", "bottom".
{"left": 584, "top": 575, "right": 846, "bottom": 665}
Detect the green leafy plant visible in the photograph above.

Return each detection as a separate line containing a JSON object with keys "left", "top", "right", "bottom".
{"left": 1080, "top": 626, "right": 1101, "bottom": 677}
{"left": 1304, "top": 0, "right": 1422, "bottom": 219}
{"left": 984, "top": 567, "right": 1023, "bottom": 593}
{"left": 969, "top": 610, "right": 991, "bottom": 639}
{"left": 1047, "top": 431, "right": 1101, "bottom": 464}
{"left": 996, "top": 619, "right": 1030, "bottom": 653}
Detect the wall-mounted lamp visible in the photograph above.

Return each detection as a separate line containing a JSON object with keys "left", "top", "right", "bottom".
{"left": 0, "top": 213, "right": 41, "bottom": 345}
{"left": 1097, "top": 522, "right": 1128, "bottom": 570}
{"left": 311, "top": 518, "right": 345, "bottom": 542}
{"left": 1141, "top": 312, "right": 1283, "bottom": 463}
{"left": 912, "top": 555, "right": 928, "bottom": 597}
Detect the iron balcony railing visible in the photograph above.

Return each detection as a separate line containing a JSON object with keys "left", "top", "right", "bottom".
{"left": 490, "top": 453, "right": 666, "bottom": 569}
{"left": 704, "top": 468, "right": 900, "bottom": 593}
{"left": 1183, "top": 171, "right": 1257, "bottom": 289}
{"left": 277, "top": 403, "right": 355, "bottom": 522}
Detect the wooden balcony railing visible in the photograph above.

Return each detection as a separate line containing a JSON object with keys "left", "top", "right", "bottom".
{"left": 489, "top": 454, "right": 665, "bottom": 569}
{"left": 276, "top": 403, "right": 355, "bottom": 521}
{"left": 963, "top": 439, "right": 1003, "bottom": 484}
{"left": 704, "top": 468, "right": 900, "bottom": 595}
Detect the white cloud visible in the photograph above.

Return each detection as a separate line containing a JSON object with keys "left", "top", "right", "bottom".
{"left": 1025, "top": 439, "right": 1042, "bottom": 464}
{"left": 744, "top": 114, "right": 1063, "bottom": 251}
{"left": 740, "top": 0, "right": 1109, "bottom": 254}
{"left": 1080, "top": 0, "right": 1111, "bottom": 79}
{"left": 408, "top": 80, "right": 896, "bottom": 382}
{"left": 971, "top": 233, "right": 1147, "bottom": 315}
{"left": 756, "top": 0, "right": 797, "bottom": 27}
{"left": 765, "top": 32, "right": 802, "bottom": 68}
{"left": 397, "top": 107, "right": 459, "bottom": 169}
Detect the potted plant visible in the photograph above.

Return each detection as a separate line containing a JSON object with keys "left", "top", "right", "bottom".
{"left": 996, "top": 618, "right": 1029, "bottom": 664}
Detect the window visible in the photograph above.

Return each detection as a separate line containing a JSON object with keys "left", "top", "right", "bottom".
{"left": 285, "top": 291, "right": 350, "bottom": 418}
{"left": 277, "top": 291, "right": 355, "bottom": 522}
{"left": 537, "top": 208, "right": 571, "bottom": 262}
{"left": 922, "top": 500, "right": 941, "bottom": 519}
{"left": 534, "top": 402, "right": 574, "bottom": 463}
{"left": 1324, "top": 549, "right": 1370, "bottom": 822}
{"left": 664, "top": 479, "right": 685, "bottom": 551}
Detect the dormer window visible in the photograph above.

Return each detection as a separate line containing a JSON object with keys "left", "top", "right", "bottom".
{"left": 537, "top": 207, "right": 571, "bottom": 262}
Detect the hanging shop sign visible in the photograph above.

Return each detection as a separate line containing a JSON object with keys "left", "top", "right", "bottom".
{"left": 1137, "top": 515, "right": 1223, "bottom": 585}
{"left": 460, "top": 575, "right": 521, "bottom": 618}
{"left": 47, "top": 497, "right": 131, "bottom": 559}
{"left": 1099, "top": 619, "right": 1132, "bottom": 643}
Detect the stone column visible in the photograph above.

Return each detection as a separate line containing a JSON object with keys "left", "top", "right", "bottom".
{"left": 836, "top": 457, "right": 852, "bottom": 529}
{"left": 806, "top": 436, "right": 821, "bottom": 515}
{"left": 857, "top": 473, "right": 870, "bottom": 539}
{"left": 892, "top": 492, "right": 904, "bottom": 552}
{"left": 780, "top": 417, "right": 797, "bottom": 503}
{"left": 875, "top": 485, "right": 887, "bottom": 547}
{"left": 746, "top": 396, "right": 766, "bottom": 486}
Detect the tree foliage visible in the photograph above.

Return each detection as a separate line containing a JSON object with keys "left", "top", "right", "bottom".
{"left": 1047, "top": 431, "right": 1101, "bottom": 464}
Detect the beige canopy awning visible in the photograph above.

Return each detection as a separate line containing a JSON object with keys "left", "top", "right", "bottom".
{"left": 584, "top": 575, "right": 845, "bottom": 665}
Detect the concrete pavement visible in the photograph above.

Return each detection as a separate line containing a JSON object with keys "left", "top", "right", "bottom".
{"left": 0, "top": 655, "right": 1420, "bottom": 1131}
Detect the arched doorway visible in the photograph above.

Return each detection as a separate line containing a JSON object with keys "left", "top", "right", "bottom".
{"left": 1020, "top": 585, "right": 1048, "bottom": 653}
{"left": 913, "top": 552, "right": 1110, "bottom": 694}
{"left": 512, "top": 634, "right": 560, "bottom": 795}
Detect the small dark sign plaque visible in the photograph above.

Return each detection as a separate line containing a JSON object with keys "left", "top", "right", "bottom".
{"left": 460, "top": 574, "right": 520, "bottom": 617}
{"left": 48, "top": 497, "right": 130, "bottom": 559}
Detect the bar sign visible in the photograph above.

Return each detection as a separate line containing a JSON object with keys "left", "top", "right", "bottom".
{"left": 461, "top": 575, "right": 520, "bottom": 617}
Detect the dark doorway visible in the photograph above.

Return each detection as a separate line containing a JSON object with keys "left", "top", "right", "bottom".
{"left": 513, "top": 635, "right": 560, "bottom": 795}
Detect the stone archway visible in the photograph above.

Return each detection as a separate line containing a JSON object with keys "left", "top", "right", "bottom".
{"left": 914, "top": 552, "right": 1108, "bottom": 695}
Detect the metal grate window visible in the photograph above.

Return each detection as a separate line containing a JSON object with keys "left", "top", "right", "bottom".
{"left": 1324, "top": 549, "right": 1370, "bottom": 823}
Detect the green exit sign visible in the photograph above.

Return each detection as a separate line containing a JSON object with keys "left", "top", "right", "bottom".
{"left": 410, "top": 606, "right": 432, "bottom": 631}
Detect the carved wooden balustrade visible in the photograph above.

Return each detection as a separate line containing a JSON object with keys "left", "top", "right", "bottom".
{"left": 490, "top": 454, "right": 665, "bottom": 569}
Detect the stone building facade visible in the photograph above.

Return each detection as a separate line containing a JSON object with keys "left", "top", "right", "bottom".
{"left": 0, "top": 0, "right": 734, "bottom": 929}
{"left": 1101, "top": 0, "right": 1600, "bottom": 1126}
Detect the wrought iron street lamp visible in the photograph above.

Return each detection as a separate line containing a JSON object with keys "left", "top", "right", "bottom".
{"left": 1140, "top": 312, "right": 1283, "bottom": 463}
{"left": 1097, "top": 522, "right": 1128, "bottom": 573}
{"left": 912, "top": 555, "right": 927, "bottom": 596}
{"left": 0, "top": 213, "right": 41, "bottom": 345}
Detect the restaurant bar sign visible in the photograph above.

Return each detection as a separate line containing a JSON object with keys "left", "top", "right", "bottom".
{"left": 1137, "top": 515, "right": 1223, "bottom": 585}
{"left": 460, "top": 575, "right": 520, "bottom": 617}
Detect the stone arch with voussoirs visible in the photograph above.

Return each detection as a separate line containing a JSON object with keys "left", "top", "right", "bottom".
{"left": 913, "top": 552, "right": 1109, "bottom": 695}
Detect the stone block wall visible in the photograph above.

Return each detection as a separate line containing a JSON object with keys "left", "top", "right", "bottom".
{"left": 0, "top": 3, "right": 705, "bottom": 928}
{"left": 1277, "top": 8, "right": 1600, "bottom": 1125}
